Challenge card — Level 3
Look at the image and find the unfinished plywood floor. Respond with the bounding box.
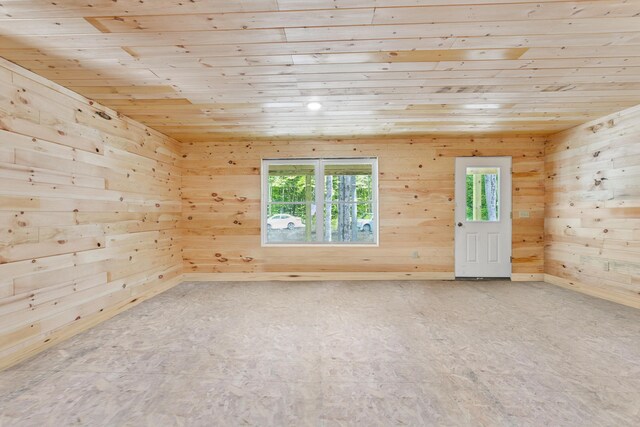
[1,281,639,426]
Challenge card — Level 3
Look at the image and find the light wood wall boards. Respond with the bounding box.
[0,58,183,370]
[545,104,640,309]
[0,1,639,138]
[181,137,545,280]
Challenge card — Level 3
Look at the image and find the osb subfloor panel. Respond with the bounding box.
[1,281,640,426]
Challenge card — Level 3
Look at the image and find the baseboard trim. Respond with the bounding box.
[544,274,640,310]
[511,273,544,282]
[0,275,183,372]
[183,272,456,282]
[184,272,544,282]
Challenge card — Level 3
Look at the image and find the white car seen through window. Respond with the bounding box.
[267,214,304,230]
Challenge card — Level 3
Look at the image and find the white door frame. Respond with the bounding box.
[454,156,512,278]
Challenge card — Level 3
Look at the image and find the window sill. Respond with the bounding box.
[261,243,379,248]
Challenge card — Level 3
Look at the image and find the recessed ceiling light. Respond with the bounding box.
[307,102,322,111]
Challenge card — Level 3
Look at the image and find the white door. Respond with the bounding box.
[455,157,512,278]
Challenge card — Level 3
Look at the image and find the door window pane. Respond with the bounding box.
[466,167,500,222]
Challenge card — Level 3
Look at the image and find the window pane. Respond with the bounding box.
[324,164,373,202]
[268,164,315,203]
[465,167,500,222]
[267,203,316,243]
[323,203,374,244]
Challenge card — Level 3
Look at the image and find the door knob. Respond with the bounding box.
[457,222,463,227]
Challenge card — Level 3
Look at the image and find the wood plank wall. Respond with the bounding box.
[545,104,640,309]
[181,137,545,281]
[0,58,183,369]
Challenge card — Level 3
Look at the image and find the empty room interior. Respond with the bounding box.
[0,0,639,425]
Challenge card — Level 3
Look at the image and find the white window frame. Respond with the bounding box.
[261,157,379,247]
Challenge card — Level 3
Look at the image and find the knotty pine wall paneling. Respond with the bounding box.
[181,137,545,281]
[545,104,640,309]
[0,58,183,369]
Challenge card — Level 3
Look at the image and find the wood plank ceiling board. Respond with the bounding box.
[0,0,638,139]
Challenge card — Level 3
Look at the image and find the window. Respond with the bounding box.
[465,166,500,222]
[262,158,378,245]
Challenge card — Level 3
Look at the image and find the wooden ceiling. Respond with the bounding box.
[1,0,639,141]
